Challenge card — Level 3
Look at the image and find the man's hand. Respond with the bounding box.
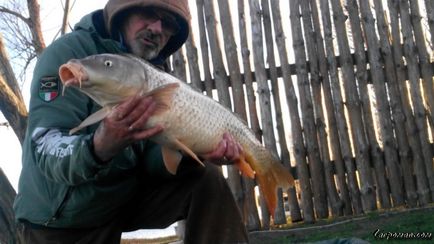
[93,95,164,162]
[201,133,243,165]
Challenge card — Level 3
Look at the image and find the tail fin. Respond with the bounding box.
[234,154,255,179]
[245,149,294,216]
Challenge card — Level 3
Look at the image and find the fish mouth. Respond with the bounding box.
[59,61,89,94]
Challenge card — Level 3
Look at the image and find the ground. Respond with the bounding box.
[249,205,434,243]
[121,205,434,243]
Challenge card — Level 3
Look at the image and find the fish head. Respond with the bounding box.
[59,54,149,106]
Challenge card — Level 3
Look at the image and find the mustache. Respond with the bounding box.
[136,30,161,45]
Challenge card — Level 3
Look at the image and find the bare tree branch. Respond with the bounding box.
[0,1,36,82]
[0,5,30,24]
[26,0,45,55]
[0,122,10,127]
[61,0,71,35]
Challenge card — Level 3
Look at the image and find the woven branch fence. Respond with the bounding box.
[168,0,434,230]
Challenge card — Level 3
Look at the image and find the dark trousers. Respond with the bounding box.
[22,161,248,244]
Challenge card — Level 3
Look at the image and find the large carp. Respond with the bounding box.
[59,53,294,215]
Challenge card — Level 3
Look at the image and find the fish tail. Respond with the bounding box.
[234,154,255,178]
[245,148,294,216]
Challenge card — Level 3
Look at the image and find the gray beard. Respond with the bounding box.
[128,31,162,60]
[128,42,159,60]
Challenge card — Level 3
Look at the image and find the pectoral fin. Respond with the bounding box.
[162,146,183,175]
[172,138,205,167]
[142,83,180,115]
[69,107,111,135]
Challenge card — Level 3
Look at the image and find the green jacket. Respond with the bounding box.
[13,10,169,228]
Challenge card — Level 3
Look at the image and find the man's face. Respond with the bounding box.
[121,8,180,60]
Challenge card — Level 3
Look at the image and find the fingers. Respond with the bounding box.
[223,133,240,161]
[207,138,227,159]
[108,95,160,131]
[224,133,243,162]
[201,132,242,165]
[132,124,164,140]
[111,96,155,124]
[129,98,157,130]
[111,95,162,135]
[92,95,164,162]
[110,95,142,121]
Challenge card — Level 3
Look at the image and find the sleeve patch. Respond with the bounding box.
[39,76,60,102]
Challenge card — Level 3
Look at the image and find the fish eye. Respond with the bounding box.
[104,60,113,67]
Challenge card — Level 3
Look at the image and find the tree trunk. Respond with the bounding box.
[184,35,204,92]
[345,0,391,209]
[237,0,262,230]
[292,0,328,219]
[408,0,434,200]
[260,0,291,224]
[203,0,231,106]
[270,0,313,224]
[171,49,187,81]
[0,168,23,244]
[237,0,261,140]
[249,0,283,227]
[397,0,432,204]
[217,0,261,229]
[372,0,417,207]
[387,0,420,207]
[0,35,28,144]
[330,0,377,212]
[319,0,361,215]
[307,0,345,217]
[195,0,214,97]
[425,0,434,52]
[358,0,405,207]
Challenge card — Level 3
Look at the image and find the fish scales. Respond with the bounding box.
[141,60,255,154]
[59,53,294,217]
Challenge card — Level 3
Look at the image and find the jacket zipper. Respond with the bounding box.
[44,187,74,226]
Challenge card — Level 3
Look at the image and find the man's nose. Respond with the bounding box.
[147,19,163,34]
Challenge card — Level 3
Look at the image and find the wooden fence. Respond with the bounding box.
[167,0,434,229]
